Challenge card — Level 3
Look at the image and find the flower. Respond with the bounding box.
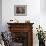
[36,25,45,41]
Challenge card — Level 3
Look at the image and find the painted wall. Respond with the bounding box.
[0,0,2,32]
[40,0,46,31]
[2,0,46,46]
[40,0,46,13]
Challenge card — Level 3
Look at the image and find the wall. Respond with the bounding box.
[0,0,2,32]
[40,0,46,13]
[2,0,46,46]
[40,0,46,31]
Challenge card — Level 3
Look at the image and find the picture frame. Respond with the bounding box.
[14,5,27,16]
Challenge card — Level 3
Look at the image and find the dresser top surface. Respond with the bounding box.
[7,23,34,25]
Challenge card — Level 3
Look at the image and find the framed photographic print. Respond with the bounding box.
[14,5,27,16]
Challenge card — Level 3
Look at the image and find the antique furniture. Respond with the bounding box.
[7,23,34,46]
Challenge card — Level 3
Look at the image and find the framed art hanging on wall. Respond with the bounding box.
[14,5,27,16]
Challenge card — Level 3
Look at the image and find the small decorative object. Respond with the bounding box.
[25,20,30,23]
[14,5,27,16]
[9,19,14,23]
[36,25,45,46]
[9,19,19,23]
[10,20,13,21]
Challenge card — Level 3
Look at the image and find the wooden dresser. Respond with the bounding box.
[7,23,34,46]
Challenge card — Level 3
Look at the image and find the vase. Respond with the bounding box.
[39,40,45,46]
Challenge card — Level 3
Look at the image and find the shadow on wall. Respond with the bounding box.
[0,0,2,32]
